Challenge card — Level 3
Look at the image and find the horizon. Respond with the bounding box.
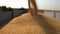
[0,0,60,10]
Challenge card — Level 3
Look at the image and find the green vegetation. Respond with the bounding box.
[0,6,14,12]
[0,6,28,12]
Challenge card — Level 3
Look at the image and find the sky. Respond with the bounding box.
[0,0,60,10]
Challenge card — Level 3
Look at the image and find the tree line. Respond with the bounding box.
[0,6,14,12]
